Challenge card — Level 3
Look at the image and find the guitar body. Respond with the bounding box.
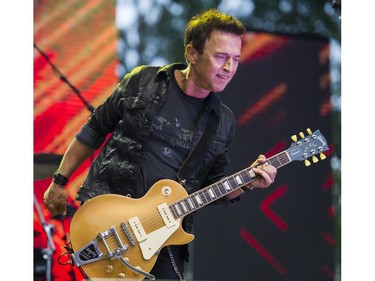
[70,179,194,280]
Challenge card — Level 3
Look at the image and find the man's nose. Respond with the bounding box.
[223,58,233,72]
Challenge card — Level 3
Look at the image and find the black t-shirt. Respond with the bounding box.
[139,71,206,192]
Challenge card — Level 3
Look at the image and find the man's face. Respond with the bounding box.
[189,30,242,93]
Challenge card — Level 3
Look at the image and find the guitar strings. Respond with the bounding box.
[102,212,167,251]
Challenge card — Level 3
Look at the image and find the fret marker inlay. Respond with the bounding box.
[248,169,256,178]
[223,181,231,190]
[235,175,243,184]
[175,205,182,215]
[187,198,194,209]
[208,188,215,198]
[180,202,187,212]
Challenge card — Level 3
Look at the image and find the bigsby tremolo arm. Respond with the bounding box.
[71,226,155,280]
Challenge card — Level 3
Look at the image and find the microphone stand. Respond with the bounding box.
[34,194,56,281]
[33,43,95,114]
[332,0,341,21]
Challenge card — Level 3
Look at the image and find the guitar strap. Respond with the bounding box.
[177,111,220,186]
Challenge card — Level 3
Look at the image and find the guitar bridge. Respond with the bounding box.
[71,226,128,267]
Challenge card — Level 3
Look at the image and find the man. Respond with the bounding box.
[44,9,277,280]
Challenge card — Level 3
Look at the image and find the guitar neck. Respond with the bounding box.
[169,150,291,219]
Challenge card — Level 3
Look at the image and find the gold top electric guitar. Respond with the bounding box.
[69,128,329,280]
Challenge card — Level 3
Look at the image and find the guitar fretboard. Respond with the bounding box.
[169,150,291,219]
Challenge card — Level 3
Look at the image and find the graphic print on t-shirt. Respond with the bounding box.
[151,116,194,160]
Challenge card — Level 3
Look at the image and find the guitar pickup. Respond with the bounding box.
[128,216,147,242]
[157,203,177,228]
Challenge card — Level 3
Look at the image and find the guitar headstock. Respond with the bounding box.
[287,128,329,166]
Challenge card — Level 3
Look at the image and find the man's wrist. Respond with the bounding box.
[52,171,69,186]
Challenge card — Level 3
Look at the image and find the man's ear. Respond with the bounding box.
[185,44,198,64]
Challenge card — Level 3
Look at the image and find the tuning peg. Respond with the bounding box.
[320,152,326,160]
[304,159,311,166]
[312,156,319,163]
[291,135,298,142]
[299,132,305,138]
[307,128,312,134]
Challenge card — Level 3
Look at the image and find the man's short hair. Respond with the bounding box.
[184,9,246,61]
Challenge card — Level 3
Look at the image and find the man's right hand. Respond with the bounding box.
[43,182,69,216]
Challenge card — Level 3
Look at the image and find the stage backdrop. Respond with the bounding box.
[192,32,334,281]
[34,1,118,280]
[34,2,334,280]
